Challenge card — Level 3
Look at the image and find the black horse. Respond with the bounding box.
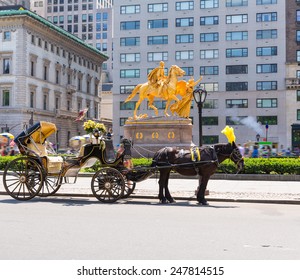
[151,142,244,205]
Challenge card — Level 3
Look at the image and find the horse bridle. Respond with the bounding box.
[230,148,244,173]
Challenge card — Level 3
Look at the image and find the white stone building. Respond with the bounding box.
[0,8,108,149]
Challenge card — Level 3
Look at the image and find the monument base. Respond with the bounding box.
[124,116,194,157]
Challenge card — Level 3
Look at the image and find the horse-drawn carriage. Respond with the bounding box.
[2,122,244,205]
[2,121,137,202]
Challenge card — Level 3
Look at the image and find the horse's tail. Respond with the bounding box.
[125,84,141,102]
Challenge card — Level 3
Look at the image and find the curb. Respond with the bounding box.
[1,191,299,205]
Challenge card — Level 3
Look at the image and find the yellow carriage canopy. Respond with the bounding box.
[15,121,57,147]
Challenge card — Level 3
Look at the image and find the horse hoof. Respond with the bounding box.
[198,200,209,206]
[168,199,176,204]
[159,199,167,204]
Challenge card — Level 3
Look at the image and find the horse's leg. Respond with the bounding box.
[134,99,142,119]
[158,170,167,203]
[148,95,159,116]
[163,169,176,203]
[197,176,210,205]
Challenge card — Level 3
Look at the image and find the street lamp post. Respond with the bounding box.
[193,87,207,147]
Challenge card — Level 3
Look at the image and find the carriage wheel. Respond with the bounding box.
[39,176,63,197]
[2,157,43,201]
[91,167,125,203]
[122,179,136,198]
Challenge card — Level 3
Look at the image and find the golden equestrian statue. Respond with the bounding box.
[125,61,203,119]
[125,63,185,119]
[170,76,203,118]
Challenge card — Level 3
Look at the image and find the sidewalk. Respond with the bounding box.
[1,174,300,204]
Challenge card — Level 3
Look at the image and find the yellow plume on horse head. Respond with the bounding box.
[221,126,236,144]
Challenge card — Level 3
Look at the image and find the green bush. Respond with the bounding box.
[0,156,299,175]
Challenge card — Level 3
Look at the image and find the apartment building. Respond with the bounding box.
[113,0,300,151]
[0,8,107,148]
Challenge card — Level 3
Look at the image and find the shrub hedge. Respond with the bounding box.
[0,156,299,175]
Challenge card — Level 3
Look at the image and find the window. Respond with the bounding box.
[1,89,10,106]
[257,98,277,108]
[200,66,219,75]
[297,51,300,62]
[2,58,10,74]
[30,92,35,108]
[200,0,219,9]
[148,19,168,29]
[226,65,248,74]
[120,21,140,30]
[120,101,137,110]
[120,5,140,14]
[203,117,218,125]
[120,53,141,63]
[297,110,300,121]
[120,69,140,78]
[3,31,11,41]
[120,37,140,46]
[226,82,248,91]
[297,11,300,22]
[176,34,194,43]
[120,118,127,126]
[203,135,219,144]
[256,12,277,22]
[226,116,248,125]
[176,1,194,10]
[203,99,218,109]
[176,50,193,60]
[256,29,277,39]
[120,85,136,94]
[297,31,300,43]
[200,82,219,91]
[226,14,248,24]
[256,46,277,56]
[43,94,48,110]
[256,0,277,4]
[226,99,248,108]
[200,49,219,59]
[200,16,219,25]
[176,17,194,27]
[256,64,277,73]
[257,116,277,125]
[148,35,168,45]
[226,48,248,57]
[148,52,168,62]
[297,90,300,101]
[182,67,194,76]
[226,0,248,6]
[256,81,277,90]
[148,3,168,12]
[226,31,248,41]
[200,32,219,42]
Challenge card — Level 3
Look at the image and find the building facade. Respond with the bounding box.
[0,8,107,148]
[112,0,300,151]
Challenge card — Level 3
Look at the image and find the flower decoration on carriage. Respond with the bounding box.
[83,120,106,134]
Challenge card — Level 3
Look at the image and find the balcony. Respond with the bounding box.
[285,78,300,89]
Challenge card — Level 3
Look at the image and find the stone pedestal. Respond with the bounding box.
[124,116,193,157]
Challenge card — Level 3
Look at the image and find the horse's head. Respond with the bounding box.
[215,142,244,173]
[230,142,244,173]
[169,65,185,77]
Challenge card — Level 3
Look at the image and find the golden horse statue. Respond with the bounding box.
[125,65,185,119]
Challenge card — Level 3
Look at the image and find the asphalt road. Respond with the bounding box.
[0,195,299,260]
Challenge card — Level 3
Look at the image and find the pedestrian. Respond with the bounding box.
[238,143,245,157]
[251,145,259,158]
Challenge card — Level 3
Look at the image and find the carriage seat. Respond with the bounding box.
[27,143,63,173]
